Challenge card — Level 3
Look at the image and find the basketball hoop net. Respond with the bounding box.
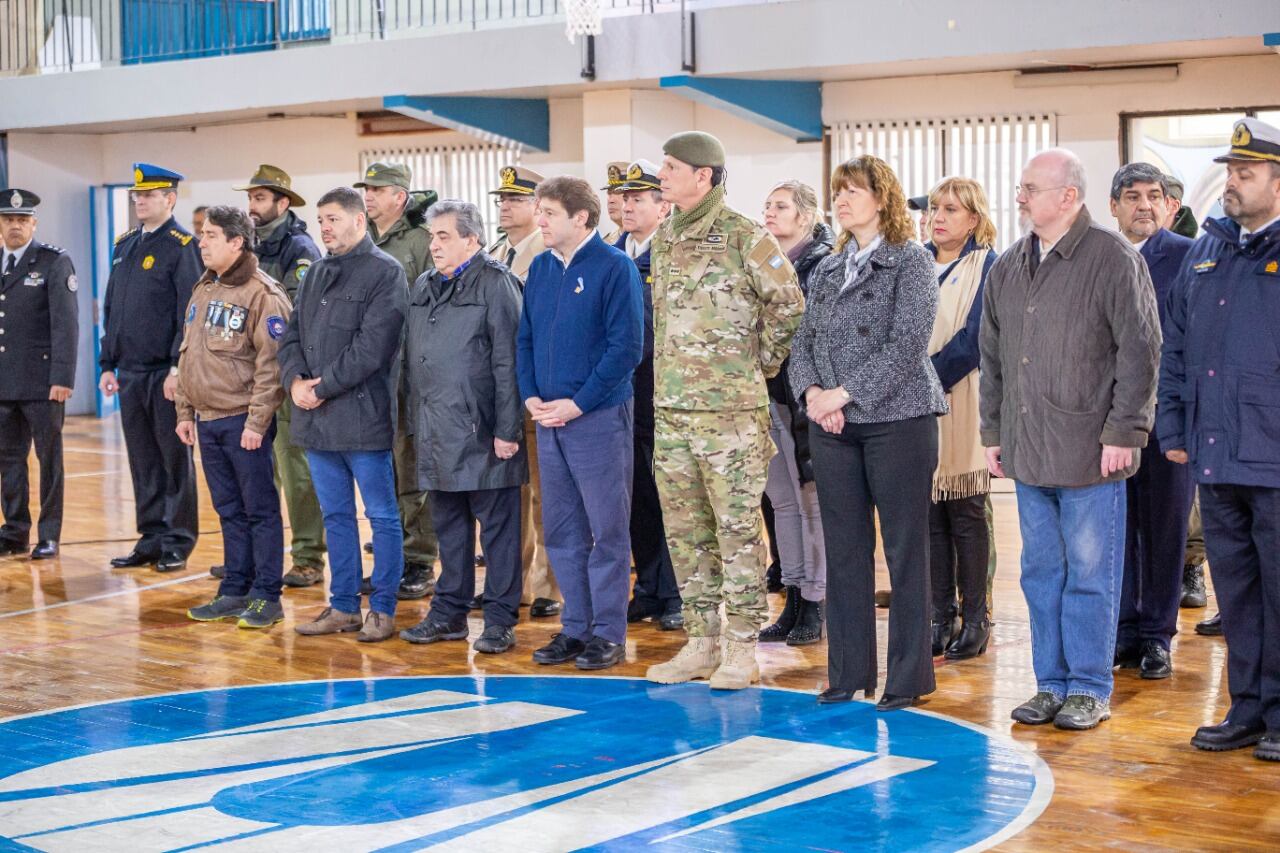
[565,0,603,43]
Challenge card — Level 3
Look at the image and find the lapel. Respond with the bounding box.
[1,244,36,294]
[835,240,900,299]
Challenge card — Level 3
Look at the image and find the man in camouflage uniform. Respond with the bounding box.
[645,132,805,689]
[355,162,439,600]
[235,164,326,587]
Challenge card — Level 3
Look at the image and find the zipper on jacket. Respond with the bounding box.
[548,256,569,392]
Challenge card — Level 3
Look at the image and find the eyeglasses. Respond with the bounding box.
[1015,185,1067,198]
[493,196,532,207]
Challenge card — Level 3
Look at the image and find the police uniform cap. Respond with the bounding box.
[234,164,306,207]
[130,163,184,192]
[1213,117,1280,165]
[0,189,40,215]
[906,195,929,212]
[618,159,662,193]
[354,162,412,190]
[489,165,544,196]
[600,161,630,192]
[662,132,726,169]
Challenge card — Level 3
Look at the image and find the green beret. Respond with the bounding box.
[662,131,726,169]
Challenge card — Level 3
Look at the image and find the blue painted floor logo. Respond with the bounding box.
[0,676,1051,851]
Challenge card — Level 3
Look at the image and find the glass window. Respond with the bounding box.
[1127,112,1244,226]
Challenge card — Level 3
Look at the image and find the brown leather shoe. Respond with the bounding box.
[357,611,396,642]
[294,606,362,636]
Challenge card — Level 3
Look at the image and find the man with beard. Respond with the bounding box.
[233,164,327,588]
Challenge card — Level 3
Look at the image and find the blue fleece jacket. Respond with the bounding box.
[517,231,644,414]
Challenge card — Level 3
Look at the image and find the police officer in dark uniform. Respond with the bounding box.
[1159,118,1280,761]
[0,189,78,560]
[99,163,203,572]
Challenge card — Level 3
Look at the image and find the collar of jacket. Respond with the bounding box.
[1203,213,1280,250]
[139,215,178,242]
[1139,227,1173,261]
[1019,204,1094,264]
[844,236,907,270]
[199,250,259,288]
[927,233,985,262]
[671,185,726,240]
[371,211,411,245]
[551,231,608,271]
[256,210,305,250]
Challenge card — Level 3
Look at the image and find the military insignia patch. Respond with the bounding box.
[1232,124,1252,147]
[366,167,377,178]
[1192,259,1217,274]
[608,164,624,183]
[1265,260,1278,274]
[67,274,78,293]
[295,262,310,281]
[266,315,286,340]
[186,303,197,324]
[142,255,156,270]
[23,273,42,287]
[204,300,248,336]
[9,191,21,209]
[768,255,784,269]
[501,166,517,188]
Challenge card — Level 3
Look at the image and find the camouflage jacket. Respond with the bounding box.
[651,189,805,411]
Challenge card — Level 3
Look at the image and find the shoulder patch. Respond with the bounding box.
[67,274,78,293]
[295,261,310,281]
[265,315,286,340]
[114,228,137,246]
[168,229,193,246]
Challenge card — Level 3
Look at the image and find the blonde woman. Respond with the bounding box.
[924,177,999,660]
[759,181,834,644]
[789,156,946,709]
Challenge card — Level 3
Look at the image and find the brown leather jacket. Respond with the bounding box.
[175,251,292,434]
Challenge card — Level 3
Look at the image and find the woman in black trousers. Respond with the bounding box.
[788,155,946,710]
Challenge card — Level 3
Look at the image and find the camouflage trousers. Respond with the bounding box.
[654,407,774,641]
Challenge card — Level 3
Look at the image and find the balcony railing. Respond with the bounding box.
[0,0,683,75]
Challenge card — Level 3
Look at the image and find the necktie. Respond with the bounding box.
[505,247,517,268]
[4,254,14,275]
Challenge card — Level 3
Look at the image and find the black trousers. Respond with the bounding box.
[811,414,937,697]
[0,400,64,543]
[117,368,198,555]
[1119,441,1194,649]
[198,413,283,602]
[429,486,522,628]
[1200,483,1280,731]
[929,492,989,624]
[629,430,680,609]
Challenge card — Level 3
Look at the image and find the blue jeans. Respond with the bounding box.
[1015,479,1126,703]
[198,413,283,602]
[306,449,403,616]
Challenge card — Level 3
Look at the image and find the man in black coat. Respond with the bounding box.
[278,187,408,643]
[399,200,527,654]
[0,189,78,560]
[99,164,203,573]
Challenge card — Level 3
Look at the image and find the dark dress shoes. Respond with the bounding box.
[0,538,27,557]
[944,620,990,660]
[1011,692,1064,725]
[1191,719,1266,751]
[532,633,586,665]
[154,551,188,573]
[30,541,58,560]
[930,615,958,657]
[1195,613,1223,636]
[658,609,685,631]
[1139,640,1172,679]
[210,564,226,579]
[470,594,484,611]
[1114,642,1142,669]
[575,636,625,670]
[627,598,662,623]
[818,688,854,704]
[111,547,158,568]
[529,598,562,618]
[1255,734,1280,761]
[396,564,434,600]
[876,693,919,712]
[359,575,373,595]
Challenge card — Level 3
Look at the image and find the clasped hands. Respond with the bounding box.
[805,385,849,434]
[525,397,582,429]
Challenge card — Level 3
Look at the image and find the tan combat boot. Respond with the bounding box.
[294,606,363,636]
[645,637,721,684]
[709,638,761,690]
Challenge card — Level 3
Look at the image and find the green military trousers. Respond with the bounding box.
[272,397,326,569]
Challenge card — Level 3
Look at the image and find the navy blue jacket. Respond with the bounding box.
[517,232,643,415]
[100,216,203,372]
[1157,216,1280,487]
[1140,227,1194,329]
[613,231,656,436]
[928,236,996,393]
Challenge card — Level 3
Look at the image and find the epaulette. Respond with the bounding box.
[168,228,194,246]
[39,243,65,254]
[114,228,138,245]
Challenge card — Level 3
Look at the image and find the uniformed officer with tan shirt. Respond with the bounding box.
[485,166,561,617]
[176,205,292,630]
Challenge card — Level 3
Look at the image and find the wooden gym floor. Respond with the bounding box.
[0,415,1277,851]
